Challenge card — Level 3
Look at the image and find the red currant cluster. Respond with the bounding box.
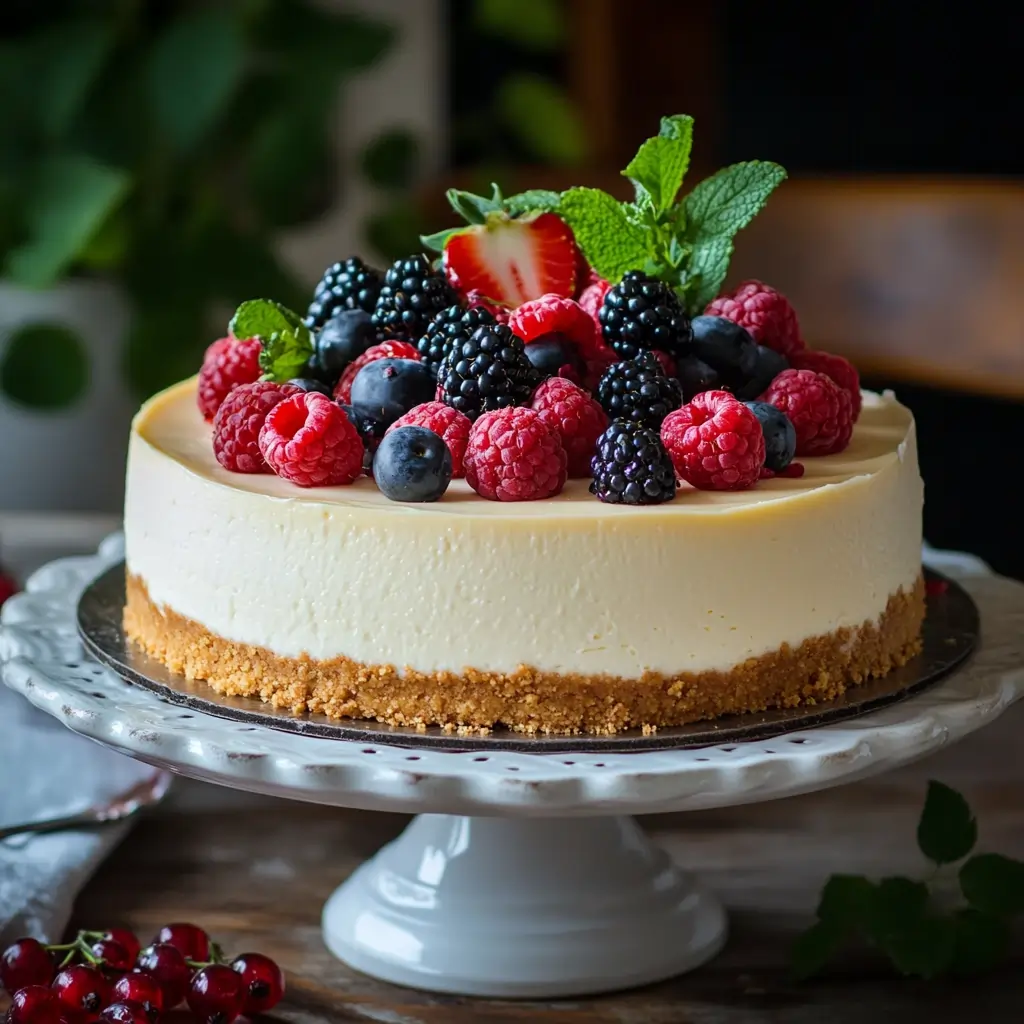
[1,923,283,1024]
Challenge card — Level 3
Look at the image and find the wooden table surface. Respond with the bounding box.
[61,703,1024,1024]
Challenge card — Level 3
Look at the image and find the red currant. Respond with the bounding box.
[1,938,55,994]
[99,930,140,965]
[134,944,190,1009]
[230,952,285,1014]
[98,1002,149,1024]
[89,939,133,974]
[6,984,62,1024]
[153,923,210,963]
[187,965,244,1024]
[111,972,163,1022]
[52,964,111,1019]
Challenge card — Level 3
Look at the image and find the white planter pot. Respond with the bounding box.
[0,279,134,512]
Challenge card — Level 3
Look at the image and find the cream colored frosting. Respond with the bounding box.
[123,378,923,676]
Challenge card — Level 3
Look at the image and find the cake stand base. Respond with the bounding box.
[321,813,726,998]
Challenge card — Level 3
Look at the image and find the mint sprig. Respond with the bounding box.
[229,299,314,383]
[793,781,1024,981]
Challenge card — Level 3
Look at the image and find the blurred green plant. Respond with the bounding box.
[0,0,397,407]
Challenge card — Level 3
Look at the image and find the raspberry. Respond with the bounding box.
[197,337,262,420]
[789,349,862,420]
[333,340,420,404]
[464,289,511,323]
[651,349,678,378]
[259,392,364,486]
[759,369,853,456]
[577,271,610,325]
[386,401,472,477]
[661,390,765,491]
[508,294,603,360]
[212,381,301,473]
[464,406,567,501]
[705,280,805,359]
[530,377,609,478]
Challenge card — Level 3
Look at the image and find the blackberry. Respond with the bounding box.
[596,351,683,430]
[417,304,495,378]
[590,422,676,505]
[372,255,457,342]
[438,322,538,420]
[306,257,382,329]
[598,271,692,359]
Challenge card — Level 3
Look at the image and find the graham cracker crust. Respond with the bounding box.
[124,573,925,735]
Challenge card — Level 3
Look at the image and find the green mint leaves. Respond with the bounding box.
[793,781,1024,981]
[623,114,694,216]
[557,188,651,284]
[229,299,313,383]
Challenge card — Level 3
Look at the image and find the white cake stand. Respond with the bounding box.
[2,537,1023,999]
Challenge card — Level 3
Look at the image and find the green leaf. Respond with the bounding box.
[682,160,788,245]
[867,877,931,939]
[0,322,89,411]
[959,853,1024,917]
[917,781,977,865]
[230,300,312,383]
[474,0,565,50]
[147,7,246,153]
[504,189,562,215]
[790,920,847,981]
[816,874,877,929]
[496,73,587,167]
[557,187,650,283]
[950,908,1012,976]
[361,129,420,190]
[420,227,464,253]
[622,115,693,215]
[876,915,956,980]
[6,154,130,288]
[446,188,502,225]
[681,233,734,314]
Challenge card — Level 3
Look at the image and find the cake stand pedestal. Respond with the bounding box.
[2,538,1023,997]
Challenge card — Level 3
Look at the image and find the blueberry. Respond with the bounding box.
[690,316,758,379]
[373,426,452,502]
[349,357,435,426]
[340,403,389,474]
[734,346,789,401]
[316,309,376,379]
[744,401,796,472]
[287,377,332,395]
[674,355,721,402]
[523,334,586,381]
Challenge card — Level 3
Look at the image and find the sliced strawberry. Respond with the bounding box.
[443,212,578,307]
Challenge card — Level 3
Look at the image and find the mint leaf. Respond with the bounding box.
[557,187,650,283]
[959,853,1024,917]
[876,915,956,980]
[917,781,977,865]
[681,234,733,313]
[504,189,562,215]
[950,909,1011,976]
[230,299,304,342]
[622,114,693,214]
[867,877,931,939]
[817,874,877,928]
[683,160,787,242]
[791,920,847,981]
[229,299,313,383]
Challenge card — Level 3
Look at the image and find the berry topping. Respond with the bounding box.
[661,391,766,490]
[437,322,539,420]
[305,257,383,328]
[705,279,804,358]
[598,270,692,360]
[735,344,789,401]
[99,1002,149,1023]
[333,340,421,404]
[689,315,758,384]
[596,350,683,431]
[196,337,262,421]
[577,273,610,330]
[371,255,457,341]
[187,964,245,1024]
[5,985,61,1024]
[464,406,567,501]
[259,392,364,486]
[2,938,55,994]
[89,938,133,974]
[339,403,389,473]
[386,401,471,477]
[744,400,797,472]
[463,289,512,322]
[790,348,862,419]
[530,376,609,478]
[135,944,190,1008]
[590,422,676,505]
[154,922,211,963]
[373,426,453,502]
[112,972,164,1021]
[675,355,721,401]
[416,304,496,378]
[508,294,602,360]
[759,368,854,456]
[231,953,285,1016]
[99,931,140,966]
[349,357,436,427]
[523,336,586,384]
[287,377,333,395]
[314,308,378,380]
[212,381,301,473]
[443,211,578,306]
[52,964,111,1019]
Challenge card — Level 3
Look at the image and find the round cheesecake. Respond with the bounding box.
[123,378,924,734]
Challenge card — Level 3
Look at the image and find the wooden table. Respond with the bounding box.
[64,703,1024,1023]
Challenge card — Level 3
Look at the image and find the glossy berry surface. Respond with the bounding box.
[90,938,133,973]
[705,279,804,358]
[590,421,676,505]
[99,1002,150,1024]
[531,376,609,478]
[315,308,378,378]
[598,270,691,359]
[231,952,286,1015]
[286,377,333,395]
[212,381,301,473]
[689,315,759,381]
[372,254,457,341]
[386,401,471,477]
[596,351,683,431]
[349,358,436,426]
[675,355,721,402]
[112,971,164,1021]
[53,964,111,1019]
[744,401,797,472]
[373,426,453,502]
[100,931,140,966]
[5,984,62,1024]
[306,257,383,328]
[1,938,54,994]
[154,922,210,963]
[416,304,496,378]
[333,339,421,405]
[735,344,788,401]
[523,336,585,384]
[187,964,245,1024]
[135,943,191,1008]
[760,368,854,456]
